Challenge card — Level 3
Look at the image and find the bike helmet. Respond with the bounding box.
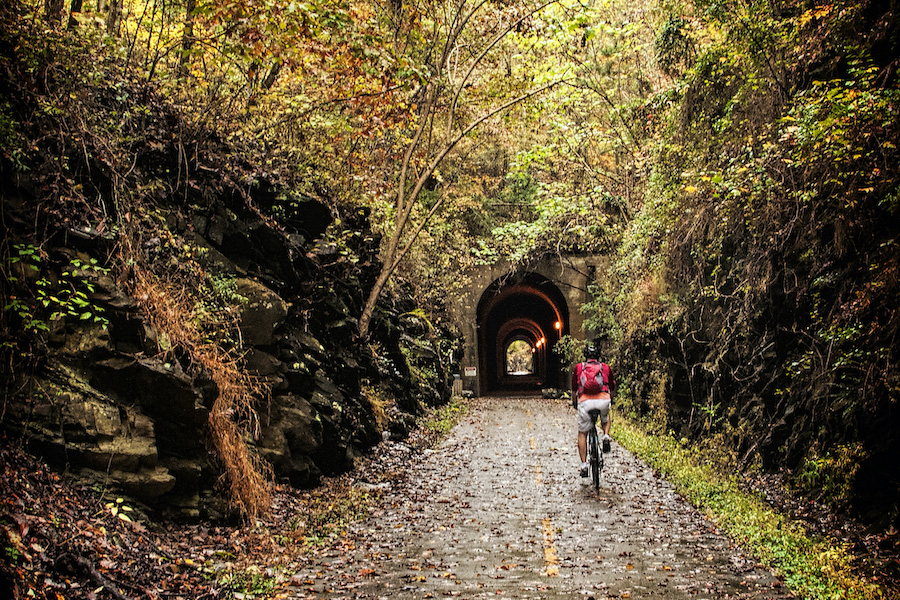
[584,341,600,360]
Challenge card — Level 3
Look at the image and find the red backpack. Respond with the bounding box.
[579,360,605,395]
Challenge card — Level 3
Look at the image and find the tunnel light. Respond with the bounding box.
[554,321,561,330]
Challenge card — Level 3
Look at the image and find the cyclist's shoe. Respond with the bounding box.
[579,463,589,478]
[602,435,611,454]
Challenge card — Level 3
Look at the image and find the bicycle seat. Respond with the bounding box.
[587,409,602,420]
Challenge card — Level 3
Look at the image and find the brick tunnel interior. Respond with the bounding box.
[476,272,570,394]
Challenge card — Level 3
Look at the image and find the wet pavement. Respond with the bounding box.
[285,396,793,599]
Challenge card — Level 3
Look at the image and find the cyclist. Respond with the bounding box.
[572,340,616,478]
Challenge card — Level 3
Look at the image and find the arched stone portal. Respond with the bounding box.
[449,255,607,396]
[477,273,569,393]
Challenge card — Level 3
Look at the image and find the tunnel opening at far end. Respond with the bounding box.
[476,272,570,395]
[506,339,534,375]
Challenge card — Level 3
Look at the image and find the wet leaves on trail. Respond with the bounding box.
[277,396,798,599]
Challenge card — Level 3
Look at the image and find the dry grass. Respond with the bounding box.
[361,383,392,433]
[118,226,272,518]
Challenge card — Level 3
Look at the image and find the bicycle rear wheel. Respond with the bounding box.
[589,429,600,491]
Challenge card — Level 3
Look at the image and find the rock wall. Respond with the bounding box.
[2,168,452,522]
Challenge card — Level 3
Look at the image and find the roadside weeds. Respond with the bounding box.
[614,418,887,600]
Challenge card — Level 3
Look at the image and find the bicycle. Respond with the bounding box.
[586,409,604,491]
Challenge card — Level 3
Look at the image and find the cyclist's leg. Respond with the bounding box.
[593,398,612,451]
[595,399,611,430]
[576,403,594,463]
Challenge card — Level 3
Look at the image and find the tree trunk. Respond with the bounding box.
[67,0,83,31]
[45,0,64,25]
[180,0,197,68]
[105,0,122,35]
[261,59,282,90]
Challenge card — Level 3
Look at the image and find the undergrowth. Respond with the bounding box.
[284,481,376,549]
[420,396,468,442]
[614,418,884,600]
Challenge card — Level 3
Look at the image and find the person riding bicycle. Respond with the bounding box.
[572,340,616,478]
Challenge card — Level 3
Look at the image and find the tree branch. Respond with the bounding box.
[447,0,558,136]
[390,80,564,278]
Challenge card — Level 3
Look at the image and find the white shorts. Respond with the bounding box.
[577,398,610,433]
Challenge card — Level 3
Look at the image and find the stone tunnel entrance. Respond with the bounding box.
[451,255,604,396]
[477,272,570,394]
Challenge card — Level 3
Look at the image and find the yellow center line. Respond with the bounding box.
[533,464,543,485]
[541,517,559,577]
[529,437,537,450]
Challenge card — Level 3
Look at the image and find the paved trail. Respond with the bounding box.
[287,396,792,599]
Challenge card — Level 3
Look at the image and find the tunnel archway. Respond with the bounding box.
[476,272,570,394]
